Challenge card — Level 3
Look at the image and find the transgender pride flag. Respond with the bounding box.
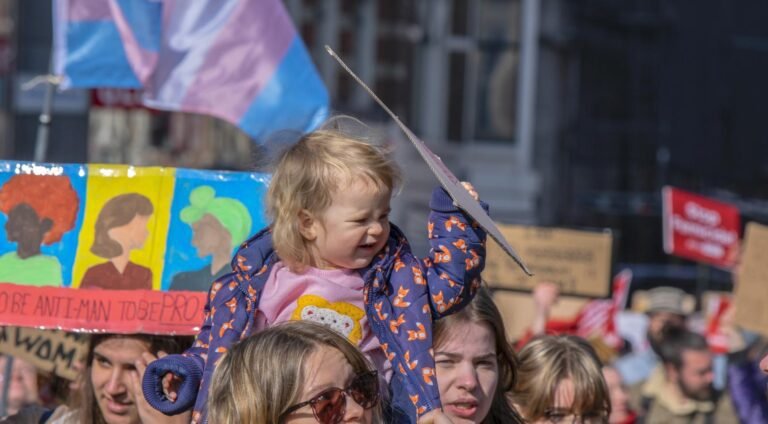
[53,0,329,141]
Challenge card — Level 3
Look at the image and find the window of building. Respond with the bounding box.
[447,0,521,143]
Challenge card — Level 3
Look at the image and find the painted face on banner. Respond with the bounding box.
[108,214,151,253]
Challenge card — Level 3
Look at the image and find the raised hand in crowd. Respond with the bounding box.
[532,282,560,336]
[132,351,190,424]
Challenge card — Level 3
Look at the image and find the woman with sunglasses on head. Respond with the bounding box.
[429,288,524,424]
[512,335,611,424]
[207,320,381,423]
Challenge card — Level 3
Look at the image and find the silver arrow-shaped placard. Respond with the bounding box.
[325,46,533,276]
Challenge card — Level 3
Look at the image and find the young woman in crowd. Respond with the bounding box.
[2,333,191,424]
[512,335,611,424]
[602,366,635,424]
[207,320,381,423]
[432,287,524,424]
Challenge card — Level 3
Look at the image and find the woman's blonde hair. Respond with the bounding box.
[433,288,525,424]
[267,121,401,271]
[512,335,611,422]
[208,321,383,423]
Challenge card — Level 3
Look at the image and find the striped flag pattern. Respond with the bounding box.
[576,269,633,347]
[53,0,329,141]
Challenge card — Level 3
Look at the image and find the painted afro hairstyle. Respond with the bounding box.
[0,174,80,245]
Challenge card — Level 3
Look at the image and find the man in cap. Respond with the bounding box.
[615,286,690,386]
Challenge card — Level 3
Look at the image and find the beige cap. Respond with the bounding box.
[644,286,692,316]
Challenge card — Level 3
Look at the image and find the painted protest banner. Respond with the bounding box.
[0,161,269,334]
[662,186,740,268]
[733,222,768,336]
[484,224,613,297]
[0,327,88,380]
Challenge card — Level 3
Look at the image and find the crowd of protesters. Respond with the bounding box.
[5,279,764,424]
[0,119,766,424]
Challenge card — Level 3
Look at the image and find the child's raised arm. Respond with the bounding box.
[142,279,218,415]
[424,184,488,318]
[142,271,252,420]
[366,185,488,422]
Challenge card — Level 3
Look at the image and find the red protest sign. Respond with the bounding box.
[0,283,205,335]
[662,186,740,267]
[90,88,145,109]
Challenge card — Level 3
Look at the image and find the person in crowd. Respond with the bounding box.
[614,286,689,386]
[432,287,524,424]
[80,193,154,290]
[0,355,40,417]
[727,336,768,423]
[603,366,636,424]
[143,118,489,423]
[632,326,736,423]
[519,282,628,364]
[207,320,381,423]
[3,333,191,424]
[511,335,611,424]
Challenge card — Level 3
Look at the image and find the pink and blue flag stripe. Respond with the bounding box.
[53,0,148,88]
[53,0,329,141]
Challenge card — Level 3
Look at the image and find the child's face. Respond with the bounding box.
[308,179,391,270]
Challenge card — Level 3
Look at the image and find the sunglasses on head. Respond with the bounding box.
[279,370,379,424]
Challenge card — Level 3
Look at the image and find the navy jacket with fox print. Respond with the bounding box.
[142,187,488,423]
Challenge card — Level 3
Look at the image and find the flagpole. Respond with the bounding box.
[0,355,12,417]
[33,71,57,163]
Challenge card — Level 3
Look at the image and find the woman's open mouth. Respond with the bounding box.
[445,400,479,418]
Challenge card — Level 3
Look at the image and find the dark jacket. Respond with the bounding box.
[143,187,488,423]
[727,352,768,423]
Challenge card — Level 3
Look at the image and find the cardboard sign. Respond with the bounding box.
[325,46,532,276]
[484,225,613,297]
[492,290,589,341]
[662,186,740,267]
[733,222,768,336]
[0,327,89,380]
[0,161,268,333]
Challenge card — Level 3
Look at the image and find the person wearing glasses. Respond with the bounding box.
[207,321,382,423]
[511,335,611,424]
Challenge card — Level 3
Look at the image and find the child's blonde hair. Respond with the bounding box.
[207,321,383,423]
[267,123,401,271]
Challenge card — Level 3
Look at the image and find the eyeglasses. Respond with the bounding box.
[543,410,608,424]
[279,370,379,424]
